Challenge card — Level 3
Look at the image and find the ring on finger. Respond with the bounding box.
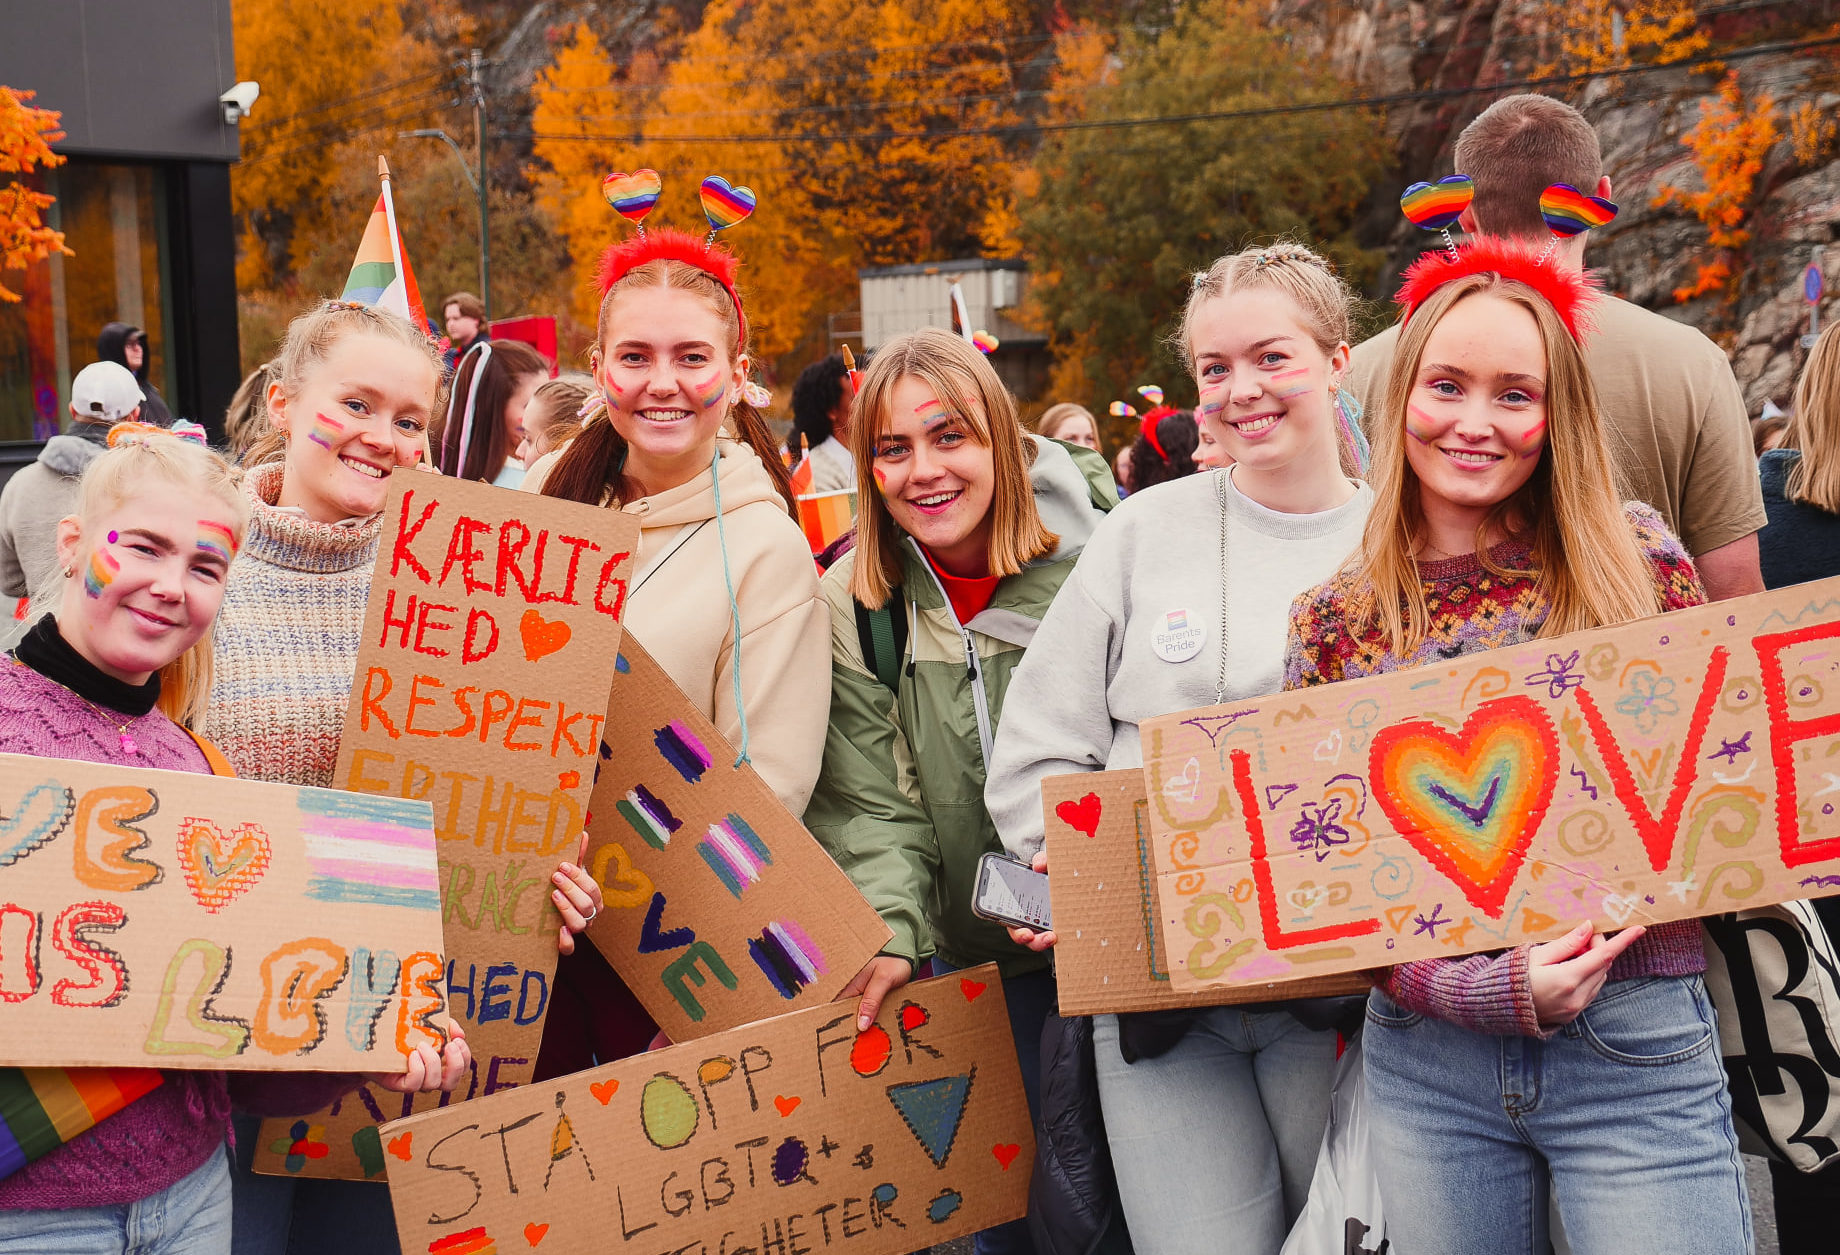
[581,905,598,925]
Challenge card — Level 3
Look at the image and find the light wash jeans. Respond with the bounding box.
[1364,975,1752,1255]
[1092,1007,1337,1255]
[0,1143,230,1255]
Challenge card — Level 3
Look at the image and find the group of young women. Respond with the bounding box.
[3,203,1783,1255]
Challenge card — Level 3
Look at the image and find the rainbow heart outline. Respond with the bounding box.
[699,176,757,233]
[603,170,662,223]
[1400,175,1475,232]
[1368,695,1558,918]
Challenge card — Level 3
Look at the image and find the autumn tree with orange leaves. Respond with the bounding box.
[0,87,70,303]
[1653,71,1780,305]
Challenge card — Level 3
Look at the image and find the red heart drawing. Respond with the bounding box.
[525,1222,550,1247]
[1054,792,1103,839]
[589,1079,619,1105]
[900,1004,929,1031]
[520,609,573,662]
[992,1143,1021,1169]
[1369,696,1559,918]
[774,1095,801,1117]
[558,770,581,791]
[387,1131,413,1161]
[960,977,987,1002]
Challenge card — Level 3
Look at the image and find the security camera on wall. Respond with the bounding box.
[220,81,260,125]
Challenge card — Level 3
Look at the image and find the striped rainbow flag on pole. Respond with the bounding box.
[340,156,429,331]
[0,1067,163,1180]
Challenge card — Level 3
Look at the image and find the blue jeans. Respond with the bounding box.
[1364,975,1752,1255]
[1092,1007,1336,1255]
[228,1116,399,1255]
[0,1143,230,1255]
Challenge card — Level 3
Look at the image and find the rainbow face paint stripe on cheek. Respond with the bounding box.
[872,466,889,494]
[695,376,727,410]
[1406,404,1441,444]
[1270,367,1313,400]
[308,413,345,449]
[196,520,237,564]
[1517,417,1548,458]
[84,549,119,599]
[914,399,953,432]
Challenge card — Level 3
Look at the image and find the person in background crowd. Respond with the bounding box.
[1193,411,1229,469]
[217,301,600,1255]
[98,322,173,426]
[0,424,469,1255]
[1752,411,1789,457]
[1291,239,1747,1255]
[789,352,857,491]
[1037,401,1101,450]
[517,375,594,468]
[805,327,1115,1255]
[1113,445,1134,496]
[440,290,489,372]
[436,337,548,488]
[990,243,1372,1255]
[224,363,277,464]
[0,362,143,614]
[1349,93,1767,602]
[1126,410,1199,491]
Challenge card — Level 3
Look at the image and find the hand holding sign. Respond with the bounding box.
[551,832,604,956]
[370,1024,471,1093]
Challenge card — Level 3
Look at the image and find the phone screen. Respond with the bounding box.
[976,855,1052,930]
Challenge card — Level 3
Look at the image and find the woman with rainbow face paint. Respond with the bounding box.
[1283,238,1747,1254]
[986,243,1373,1255]
[0,425,472,1254]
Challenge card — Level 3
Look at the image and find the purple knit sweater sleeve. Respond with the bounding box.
[1382,948,1542,1036]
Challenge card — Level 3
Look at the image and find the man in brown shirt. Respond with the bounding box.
[1348,94,1766,601]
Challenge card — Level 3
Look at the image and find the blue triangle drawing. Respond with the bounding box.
[886,1068,976,1168]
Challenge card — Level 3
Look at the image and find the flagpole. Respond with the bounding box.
[378,156,412,326]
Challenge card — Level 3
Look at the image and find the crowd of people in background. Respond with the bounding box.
[7,88,1840,1255]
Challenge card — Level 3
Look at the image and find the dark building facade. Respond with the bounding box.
[0,0,242,461]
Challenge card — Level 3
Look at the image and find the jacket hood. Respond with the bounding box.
[1025,433,1109,564]
[627,437,790,530]
[97,323,146,383]
[37,433,107,477]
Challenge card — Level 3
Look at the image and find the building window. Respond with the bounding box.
[0,161,173,443]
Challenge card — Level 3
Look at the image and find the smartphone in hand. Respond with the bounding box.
[972,852,1052,931]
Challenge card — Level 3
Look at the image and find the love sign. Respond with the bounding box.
[0,753,443,1071]
[1141,577,1840,989]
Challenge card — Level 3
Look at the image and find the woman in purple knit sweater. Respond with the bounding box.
[1285,241,1750,1254]
[0,427,469,1254]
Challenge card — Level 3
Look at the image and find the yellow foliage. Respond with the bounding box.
[0,86,70,303]
[1791,101,1837,168]
[1653,71,1779,303]
[1536,0,1708,77]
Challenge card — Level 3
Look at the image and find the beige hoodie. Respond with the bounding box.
[525,437,829,813]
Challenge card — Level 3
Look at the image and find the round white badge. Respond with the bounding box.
[1151,608,1206,663]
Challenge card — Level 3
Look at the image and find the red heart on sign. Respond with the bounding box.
[960,977,987,1002]
[387,1131,412,1161]
[1054,792,1103,839]
[590,1079,619,1105]
[993,1143,1022,1169]
[520,609,573,662]
[525,1222,550,1246]
[774,1095,801,1117]
[900,1004,929,1031]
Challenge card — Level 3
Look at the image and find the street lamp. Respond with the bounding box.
[399,127,489,321]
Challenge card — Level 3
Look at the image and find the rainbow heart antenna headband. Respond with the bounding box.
[596,170,759,341]
[1395,234,1602,344]
[1112,400,1175,459]
[1400,174,1475,258]
[1536,182,1618,263]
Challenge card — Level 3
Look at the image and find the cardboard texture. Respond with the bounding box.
[0,752,443,1070]
[255,472,639,1180]
[581,638,891,1040]
[1141,578,1840,990]
[382,965,1032,1255]
[1041,770,1365,1015]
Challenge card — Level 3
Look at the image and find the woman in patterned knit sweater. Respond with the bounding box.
[1284,241,1750,1253]
[0,427,467,1254]
[211,303,602,1255]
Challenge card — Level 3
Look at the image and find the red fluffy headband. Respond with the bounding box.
[1396,235,1600,342]
[596,228,747,342]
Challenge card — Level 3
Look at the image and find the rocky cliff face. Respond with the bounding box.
[1273,0,1840,410]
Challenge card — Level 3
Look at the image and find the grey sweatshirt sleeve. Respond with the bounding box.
[986,573,1122,861]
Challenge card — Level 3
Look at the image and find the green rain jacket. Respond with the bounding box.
[803,435,1116,977]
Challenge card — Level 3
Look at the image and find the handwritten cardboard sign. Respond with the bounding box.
[0,752,443,1071]
[1142,578,1840,990]
[381,965,1031,1255]
[582,638,891,1039]
[255,472,639,1179]
[1042,771,1364,1015]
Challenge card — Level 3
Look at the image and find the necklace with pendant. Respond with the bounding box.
[48,677,147,756]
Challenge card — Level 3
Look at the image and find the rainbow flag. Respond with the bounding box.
[798,489,855,554]
[0,1067,163,1180]
[340,161,428,330]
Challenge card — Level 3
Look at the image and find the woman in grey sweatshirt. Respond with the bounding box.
[985,242,1373,1255]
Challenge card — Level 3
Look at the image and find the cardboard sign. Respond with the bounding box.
[1141,578,1840,990]
[382,965,1031,1255]
[582,638,891,1039]
[0,752,443,1071]
[1042,770,1365,1014]
[255,472,639,1179]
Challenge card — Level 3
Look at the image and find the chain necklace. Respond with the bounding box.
[1214,468,1231,706]
[37,670,149,756]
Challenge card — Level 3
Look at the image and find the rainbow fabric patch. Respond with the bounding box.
[699,176,758,233]
[298,790,440,911]
[84,549,118,598]
[1539,183,1618,237]
[197,520,237,564]
[1400,175,1475,231]
[602,169,662,223]
[697,813,772,897]
[654,720,713,784]
[617,784,681,851]
[749,920,828,998]
[0,1066,163,1180]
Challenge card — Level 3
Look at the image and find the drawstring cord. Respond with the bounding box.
[709,444,751,767]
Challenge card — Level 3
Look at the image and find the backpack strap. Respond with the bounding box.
[182,727,238,777]
[854,586,907,693]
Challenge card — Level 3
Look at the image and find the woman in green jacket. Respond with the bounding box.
[804,328,1113,1255]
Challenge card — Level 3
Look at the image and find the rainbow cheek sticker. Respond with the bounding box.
[84,549,119,599]
[197,520,237,564]
[308,412,345,450]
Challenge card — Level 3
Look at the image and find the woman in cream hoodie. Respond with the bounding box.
[523,229,830,1073]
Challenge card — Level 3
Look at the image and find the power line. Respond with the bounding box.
[243,68,452,137]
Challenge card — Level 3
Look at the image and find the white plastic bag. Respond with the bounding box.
[1279,1036,1388,1255]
